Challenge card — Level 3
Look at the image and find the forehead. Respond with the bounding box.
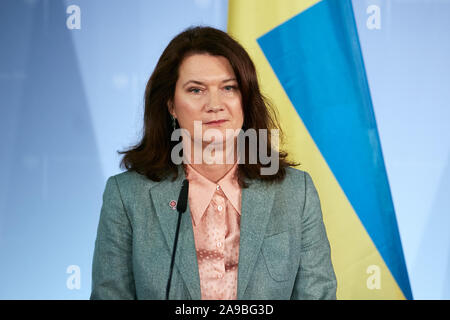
[177,54,235,81]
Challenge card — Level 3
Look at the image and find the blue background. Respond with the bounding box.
[0,0,448,299]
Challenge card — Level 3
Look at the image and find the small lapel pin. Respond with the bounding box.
[169,200,177,210]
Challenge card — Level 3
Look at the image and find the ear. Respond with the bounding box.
[167,99,177,118]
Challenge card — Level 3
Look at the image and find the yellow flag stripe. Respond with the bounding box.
[228,0,406,299]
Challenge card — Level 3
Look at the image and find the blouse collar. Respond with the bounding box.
[184,162,241,226]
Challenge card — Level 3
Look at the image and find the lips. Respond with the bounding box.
[204,119,228,125]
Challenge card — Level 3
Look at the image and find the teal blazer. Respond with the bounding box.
[90,166,337,300]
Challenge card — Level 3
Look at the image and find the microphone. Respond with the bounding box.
[166,179,189,300]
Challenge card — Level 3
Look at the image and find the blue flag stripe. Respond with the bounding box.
[257,0,412,299]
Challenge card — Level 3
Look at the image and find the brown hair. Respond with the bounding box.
[119,25,297,187]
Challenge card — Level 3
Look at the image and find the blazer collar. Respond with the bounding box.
[236,178,275,299]
[148,166,201,299]
[148,165,275,300]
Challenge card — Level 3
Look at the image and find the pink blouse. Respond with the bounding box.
[184,163,241,300]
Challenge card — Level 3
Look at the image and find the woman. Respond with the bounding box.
[90,26,336,300]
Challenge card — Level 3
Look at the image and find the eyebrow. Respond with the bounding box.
[182,78,237,88]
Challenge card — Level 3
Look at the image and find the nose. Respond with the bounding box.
[207,104,224,113]
[205,90,224,113]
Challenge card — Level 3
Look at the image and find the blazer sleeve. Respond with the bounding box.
[290,171,337,300]
[90,176,137,299]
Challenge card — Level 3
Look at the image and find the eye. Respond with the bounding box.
[224,85,238,91]
[188,87,202,94]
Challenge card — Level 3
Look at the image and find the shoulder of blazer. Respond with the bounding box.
[241,166,310,208]
[279,166,309,191]
[107,170,164,201]
[285,166,306,179]
[112,169,156,185]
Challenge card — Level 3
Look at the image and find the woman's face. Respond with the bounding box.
[168,53,244,145]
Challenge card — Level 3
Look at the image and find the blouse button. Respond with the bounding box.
[216,185,220,190]
[217,205,223,212]
[217,273,223,279]
[217,241,222,248]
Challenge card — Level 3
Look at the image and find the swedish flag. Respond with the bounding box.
[228,0,413,299]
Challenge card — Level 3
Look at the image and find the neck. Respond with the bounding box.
[189,162,235,183]
[183,138,238,182]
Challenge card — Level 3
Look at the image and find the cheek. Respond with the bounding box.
[174,104,204,140]
[174,99,200,123]
[231,102,244,127]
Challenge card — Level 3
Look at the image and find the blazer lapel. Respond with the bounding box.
[149,168,201,300]
[237,179,276,299]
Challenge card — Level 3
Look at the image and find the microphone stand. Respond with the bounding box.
[166,179,189,300]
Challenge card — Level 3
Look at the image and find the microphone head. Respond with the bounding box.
[176,179,189,213]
